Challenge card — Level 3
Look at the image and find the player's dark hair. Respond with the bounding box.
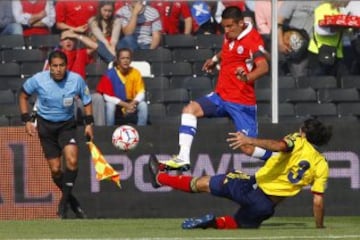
[48,50,67,65]
[221,6,243,22]
[301,118,332,146]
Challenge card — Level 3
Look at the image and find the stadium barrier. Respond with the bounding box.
[0,122,359,219]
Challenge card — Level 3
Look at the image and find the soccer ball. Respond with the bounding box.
[112,125,140,151]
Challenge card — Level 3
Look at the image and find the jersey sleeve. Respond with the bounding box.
[78,76,92,106]
[250,29,267,62]
[22,73,40,95]
[311,158,329,194]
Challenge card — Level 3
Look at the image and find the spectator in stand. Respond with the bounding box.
[58,30,95,79]
[0,1,23,36]
[12,0,55,39]
[150,1,192,35]
[96,48,148,126]
[214,1,249,27]
[343,1,360,74]
[277,1,321,78]
[55,0,98,34]
[190,1,217,35]
[88,1,122,63]
[254,1,283,52]
[308,1,349,78]
[116,0,162,50]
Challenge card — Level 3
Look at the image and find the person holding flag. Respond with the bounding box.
[18,50,94,219]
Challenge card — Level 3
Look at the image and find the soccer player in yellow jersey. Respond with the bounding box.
[148,118,332,229]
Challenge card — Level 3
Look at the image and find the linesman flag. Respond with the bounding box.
[87,141,121,188]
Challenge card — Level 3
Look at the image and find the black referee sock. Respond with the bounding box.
[62,169,78,202]
[52,173,64,191]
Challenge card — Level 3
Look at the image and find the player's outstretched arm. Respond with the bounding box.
[227,132,287,152]
[313,193,325,228]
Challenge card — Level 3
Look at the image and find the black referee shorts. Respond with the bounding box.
[36,115,78,159]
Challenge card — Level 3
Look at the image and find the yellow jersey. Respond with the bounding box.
[116,67,145,100]
[255,133,329,197]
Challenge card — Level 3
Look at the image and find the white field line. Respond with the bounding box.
[13,235,360,240]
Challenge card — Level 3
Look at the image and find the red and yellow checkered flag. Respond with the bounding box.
[87,141,121,188]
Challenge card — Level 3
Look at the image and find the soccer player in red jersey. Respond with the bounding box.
[163,6,269,171]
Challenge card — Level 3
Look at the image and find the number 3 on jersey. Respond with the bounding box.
[288,160,310,183]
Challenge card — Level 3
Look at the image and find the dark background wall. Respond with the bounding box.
[0,122,359,219]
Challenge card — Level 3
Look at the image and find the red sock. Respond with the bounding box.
[157,172,193,192]
[215,216,238,229]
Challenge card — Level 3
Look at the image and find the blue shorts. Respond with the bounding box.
[209,170,275,228]
[195,92,258,137]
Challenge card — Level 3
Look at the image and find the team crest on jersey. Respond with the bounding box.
[85,86,90,96]
[237,46,244,55]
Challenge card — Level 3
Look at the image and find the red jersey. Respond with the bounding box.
[21,0,50,36]
[63,49,92,79]
[55,1,98,28]
[150,1,191,34]
[215,23,266,105]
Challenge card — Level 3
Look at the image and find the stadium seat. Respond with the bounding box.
[86,62,108,77]
[27,34,60,49]
[0,77,25,92]
[189,89,212,100]
[195,34,223,50]
[172,48,213,63]
[132,48,172,63]
[151,62,193,77]
[131,61,153,77]
[257,103,271,118]
[0,89,16,104]
[0,35,25,49]
[256,89,272,103]
[279,103,296,117]
[0,115,10,126]
[170,76,213,90]
[166,103,186,117]
[337,102,360,117]
[2,49,46,63]
[86,76,100,91]
[144,76,169,90]
[21,62,45,78]
[255,75,271,89]
[0,63,21,77]
[279,88,317,103]
[318,88,360,103]
[146,89,164,104]
[162,88,190,104]
[147,88,189,105]
[340,75,360,89]
[148,103,167,124]
[295,103,337,117]
[279,76,296,88]
[163,34,196,49]
[297,75,338,89]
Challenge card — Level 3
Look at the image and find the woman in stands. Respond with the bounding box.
[88,1,122,63]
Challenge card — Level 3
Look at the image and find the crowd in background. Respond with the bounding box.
[1,0,360,126]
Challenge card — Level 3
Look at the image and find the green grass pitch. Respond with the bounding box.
[0,216,359,239]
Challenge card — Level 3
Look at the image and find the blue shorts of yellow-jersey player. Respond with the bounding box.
[209,170,275,228]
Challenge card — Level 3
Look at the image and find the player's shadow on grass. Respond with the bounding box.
[262,222,308,228]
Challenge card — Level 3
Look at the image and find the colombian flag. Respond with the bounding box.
[87,141,121,188]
